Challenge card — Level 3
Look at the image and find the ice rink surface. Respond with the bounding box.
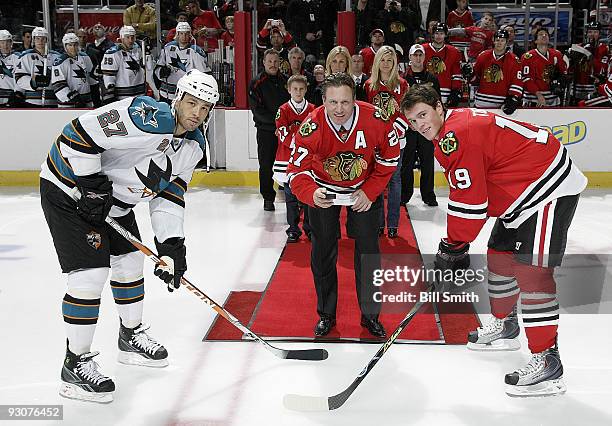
[1,186,611,426]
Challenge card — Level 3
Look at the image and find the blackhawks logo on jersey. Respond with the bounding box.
[484,64,504,83]
[298,118,318,137]
[427,56,447,75]
[373,106,390,122]
[438,131,458,155]
[542,64,556,83]
[372,92,399,119]
[86,231,102,250]
[323,151,368,182]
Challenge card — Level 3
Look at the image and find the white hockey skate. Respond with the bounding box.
[467,306,520,351]
[505,344,566,397]
[118,322,168,367]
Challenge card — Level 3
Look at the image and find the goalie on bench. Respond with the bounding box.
[40,69,219,403]
[401,84,587,397]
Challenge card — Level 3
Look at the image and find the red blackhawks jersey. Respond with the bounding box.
[273,99,315,183]
[472,49,523,107]
[571,42,610,99]
[359,46,378,75]
[287,101,400,206]
[447,10,474,50]
[363,77,411,148]
[464,26,494,60]
[433,108,587,244]
[521,48,568,106]
[423,43,463,103]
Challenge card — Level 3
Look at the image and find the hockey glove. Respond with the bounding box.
[33,74,51,89]
[158,66,171,79]
[75,174,113,226]
[154,237,187,292]
[434,239,470,272]
[461,62,473,80]
[502,95,520,115]
[446,90,461,107]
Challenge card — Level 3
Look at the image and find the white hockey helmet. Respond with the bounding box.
[176,22,191,33]
[119,25,136,38]
[32,27,48,38]
[172,70,220,124]
[0,30,12,41]
[62,32,80,46]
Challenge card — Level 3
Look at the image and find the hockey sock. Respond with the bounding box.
[111,252,145,329]
[64,268,108,355]
[487,249,519,319]
[515,263,559,353]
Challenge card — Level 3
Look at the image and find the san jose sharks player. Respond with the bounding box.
[0,29,20,107]
[40,69,219,403]
[101,25,145,104]
[52,33,99,108]
[14,26,61,107]
[155,21,211,104]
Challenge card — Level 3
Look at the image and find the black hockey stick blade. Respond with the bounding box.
[282,348,329,361]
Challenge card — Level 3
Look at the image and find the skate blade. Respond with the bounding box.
[505,378,567,397]
[467,338,521,352]
[118,351,169,368]
[59,382,113,403]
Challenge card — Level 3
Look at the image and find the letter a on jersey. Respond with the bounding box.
[354,131,367,149]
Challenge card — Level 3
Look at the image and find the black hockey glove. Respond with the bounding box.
[502,95,521,115]
[76,174,113,226]
[154,237,187,292]
[33,74,51,89]
[434,239,470,272]
[158,66,171,79]
[446,90,461,107]
[461,62,473,80]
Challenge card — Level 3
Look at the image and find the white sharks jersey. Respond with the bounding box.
[14,48,62,106]
[52,52,98,107]
[155,41,210,100]
[101,44,145,102]
[0,51,19,105]
[40,96,205,241]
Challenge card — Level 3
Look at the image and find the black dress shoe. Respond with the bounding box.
[360,317,386,338]
[424,199,438,207]
[287,231,300,243]
[263,200,275,211]
[314,317,336,336]
[387,228,398,239]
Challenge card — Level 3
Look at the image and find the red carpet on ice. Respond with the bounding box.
[204,210,479,344]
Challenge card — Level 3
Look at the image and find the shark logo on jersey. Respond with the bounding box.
[131,157,173,197]
[86,231,102,250]
[169,54,187,72]
[126,58,141,75]
[72,63,87,82]
[132,102,159,128]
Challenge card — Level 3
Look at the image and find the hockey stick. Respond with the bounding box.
[102,215,327,361]
[283,281,437,411]
[41,43,48,107]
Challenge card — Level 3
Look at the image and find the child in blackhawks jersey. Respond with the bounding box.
[274,75,315,242]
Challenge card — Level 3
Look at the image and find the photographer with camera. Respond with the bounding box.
[376,0,419,55]
[257,18,295,53]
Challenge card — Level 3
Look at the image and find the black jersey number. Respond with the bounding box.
[97,109,128,137]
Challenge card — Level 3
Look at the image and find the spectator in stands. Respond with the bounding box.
[165,12,190,43]
[17,29,32,53]
[249,49,290,211]
[325,45,353,76]
[501,24,525,58]
[187,0,223,52]
[217,0,238,23]
[219,15,235,47]
[354,0,378,49]
[376,0,418,54]
[351,53,369,101]
[256,19,295,68]
[360,28,385,75]
[521,28,568,107]
[76,29,88,52]
[447,0,473,51]
[287,46,316,101]
[401,43,438,207]
[286,0,323,59]
[448,11,496,61]
[123,0,157,42]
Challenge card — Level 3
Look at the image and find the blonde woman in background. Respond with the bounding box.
[325,46,353,75]
[364,46,410,239]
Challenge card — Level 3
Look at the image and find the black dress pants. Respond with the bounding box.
[401,130,436,204]
[256,129,278,202]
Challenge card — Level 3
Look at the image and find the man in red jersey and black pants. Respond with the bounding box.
[402,84,587,397]
[287,73,400,338]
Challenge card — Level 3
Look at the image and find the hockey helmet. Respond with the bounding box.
[176,22,191,33]
[433,22,448,34]
[494,29,509,40]
[62,32,80,46]
[0,30,13,41]
[32,27,48,39]
[585,21,602,32]
[119,25,136,38]
[174,69,219,105]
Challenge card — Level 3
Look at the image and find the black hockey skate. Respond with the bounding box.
[118,322,168,367]
[504,344,566,397]
[467,305,520,351]
[60,348,115,403]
